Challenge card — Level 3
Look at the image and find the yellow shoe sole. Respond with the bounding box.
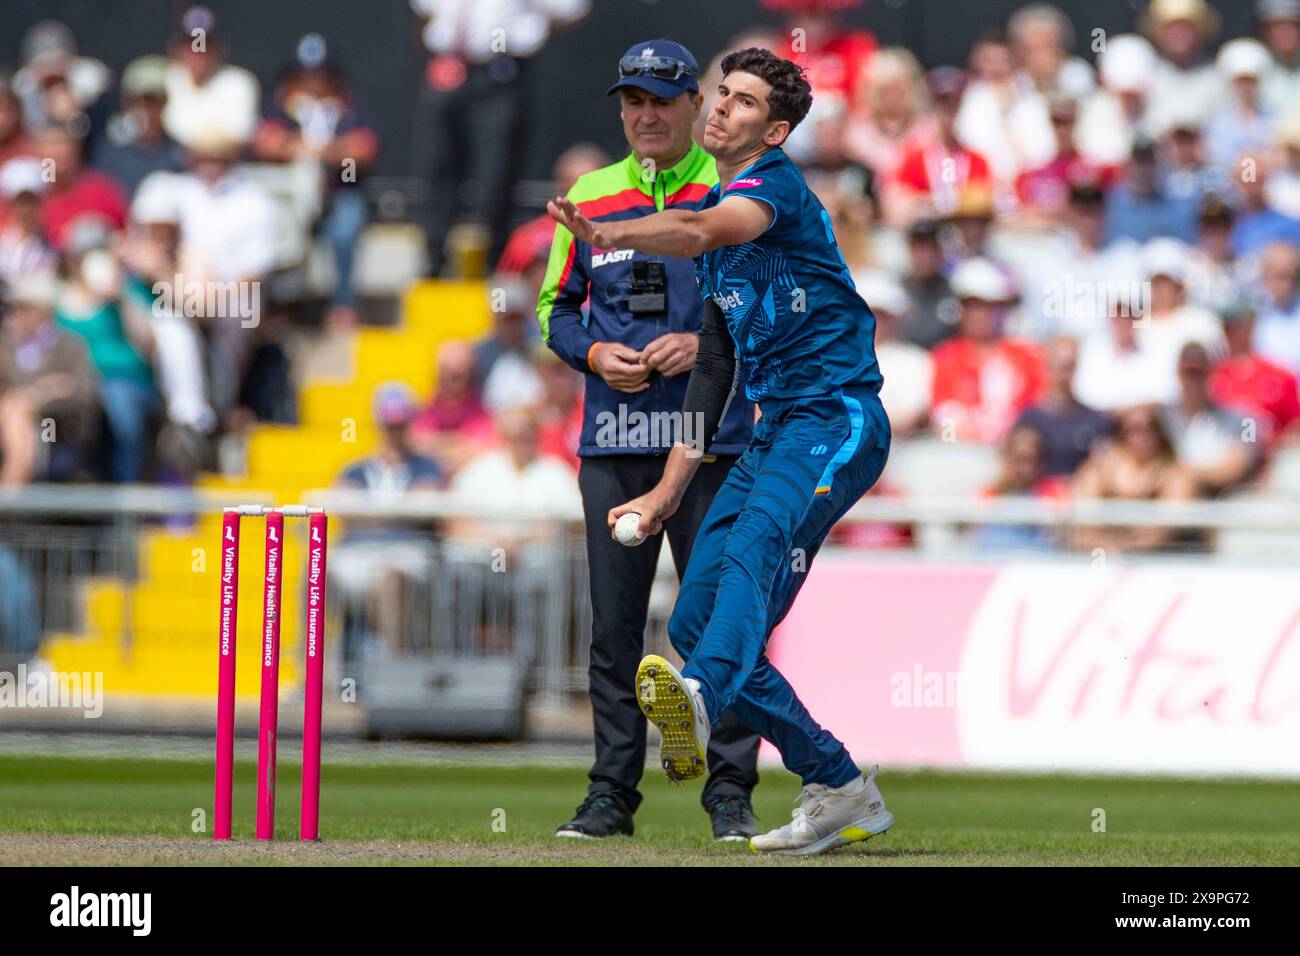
[636,654,706,782]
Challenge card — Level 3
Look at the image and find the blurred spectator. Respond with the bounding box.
[845,48,928,184]
[1209,299,1300,451]
[1104,137,1198,245]
[1013,93,1117,226]
[898,218,959,349]
[1230,151,1300,256]
[1008,4,1096,98]
[35,124,128,251]
[54,220,160,483]
[765,0,877,164]
[1073,403,1196,553]
[956,31,1054,187]
[409,340,494,473]
[0,541,41,661]
[1253,241,1300,372]
[855,269,931,437]
[119,177,218,473]
[163,6,260,151]
[1077,34,1158,165]
[477,277,542,412]
[0,159,56,284]
[11,20,111,148]
[930,258,1046,443]
[972,425,1065,552]
[331,382,443,656]
[801,99,876,265]
[887,68,993,225]
[254,34,380,331]
[767,0,876,103]
[533,343,583,469]
[0,273,96,485]
[1160,342,1256,495]
[497,142,609,281]
[1075,298,1176,410]
[940,187,1003,267]
[449,403,580,552]
[1144,0,1225,122]
[1205,39,1278,172]
[162,130,279,420]
[1014,175,1141,341]
[1153,101,1219,203]
[91,57,186,199]
[1187,193,1247,314]
[1266,113,1300,217]
[410,0,590,276]
[0,77,35,168]
[1013,336,1113,476]
[1137,238,1225,370]
[1260,0,1300,113]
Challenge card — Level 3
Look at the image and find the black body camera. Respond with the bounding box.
[628,259,667,314]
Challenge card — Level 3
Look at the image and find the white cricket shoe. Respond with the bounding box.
[749,765,894,856]
[636,654,710,781]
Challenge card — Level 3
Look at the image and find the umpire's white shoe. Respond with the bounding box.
[749,765,894,856]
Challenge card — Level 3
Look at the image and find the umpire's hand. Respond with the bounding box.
[590,342,651,392]
[640,332,698,377]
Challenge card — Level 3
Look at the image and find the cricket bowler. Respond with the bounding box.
[549,46,895,856]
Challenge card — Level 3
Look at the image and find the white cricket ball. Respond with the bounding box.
[614,512,647,547]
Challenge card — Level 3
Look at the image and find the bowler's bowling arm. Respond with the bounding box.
[549,194,772,258]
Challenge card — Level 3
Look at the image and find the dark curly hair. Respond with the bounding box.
[718,47,813,133]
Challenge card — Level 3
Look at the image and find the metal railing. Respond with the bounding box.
[4,483,1300,705]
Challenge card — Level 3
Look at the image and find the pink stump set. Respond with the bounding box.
[214,505,329,842]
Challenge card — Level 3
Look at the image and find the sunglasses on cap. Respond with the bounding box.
[618,54,698,82]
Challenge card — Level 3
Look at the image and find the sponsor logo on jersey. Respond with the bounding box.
[729,177,763,189]
[592,248,636,268]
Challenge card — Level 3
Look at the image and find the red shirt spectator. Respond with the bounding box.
[408,340,496,474]
[930,258,1047,443]
[1015,153,1117,213]
[1210,305,1300,449]
[537,388,583,471]
[778,32,876,104]
[42,171,128,250]
[887,68,992,222]
[893,137,993,210]
[497,214,556,275]
[34,126,126,250]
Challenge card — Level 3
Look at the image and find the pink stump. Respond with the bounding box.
[214,509,241,841]
[300,511,328,841]
[255,509,285,840]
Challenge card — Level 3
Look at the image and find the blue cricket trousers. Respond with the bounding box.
[669,386,891,787]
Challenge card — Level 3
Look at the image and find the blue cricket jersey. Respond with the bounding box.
[694,147,883,403]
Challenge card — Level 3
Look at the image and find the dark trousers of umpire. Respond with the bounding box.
[579,454,761,813]
[412,57,528,275]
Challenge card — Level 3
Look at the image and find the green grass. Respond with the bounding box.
[2,754,1298,865]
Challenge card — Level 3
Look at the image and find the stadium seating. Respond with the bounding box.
[41,281,492,696]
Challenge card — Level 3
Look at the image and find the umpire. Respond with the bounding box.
[538,40,760,841]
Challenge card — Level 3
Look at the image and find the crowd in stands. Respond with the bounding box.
[0,7,379,488]
[720,0,1300,555]
[5,0,1300,561]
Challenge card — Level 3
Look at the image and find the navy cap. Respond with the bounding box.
[607,40,700,99]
